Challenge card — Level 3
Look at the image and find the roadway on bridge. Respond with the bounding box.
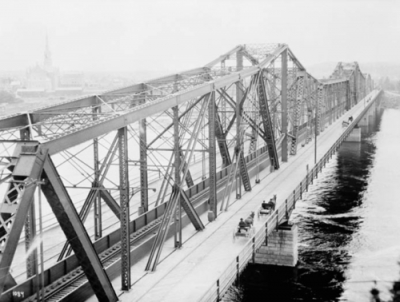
[87,90,379,302]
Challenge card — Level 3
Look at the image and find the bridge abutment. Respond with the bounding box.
[254,223,298,267]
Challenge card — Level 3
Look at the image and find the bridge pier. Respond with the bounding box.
[358,115,369,127]
[345,126,361,142]
[254,223,298,267]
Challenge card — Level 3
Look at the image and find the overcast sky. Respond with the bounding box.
[0,0,399,73]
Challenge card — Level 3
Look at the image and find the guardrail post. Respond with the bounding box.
[276,210,279,230]
[300,182,302,199]
[265,223,268,244]
[306,164,309,191]
[285,199,289,219]
[217,279,220,302]
[236,256,240,285]
[252,237,255,263]
[311,169,313,184]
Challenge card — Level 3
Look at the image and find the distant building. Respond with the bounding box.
[59,72,84,88]
[17,35,84,99]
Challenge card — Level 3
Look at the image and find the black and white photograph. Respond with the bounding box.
[0,0,399,301]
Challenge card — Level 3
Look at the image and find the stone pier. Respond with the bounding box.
[345,126,361,142]
[254,223,298,267]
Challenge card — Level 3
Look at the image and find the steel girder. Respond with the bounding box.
[173,105,182,248]
[57,184,122,260]
[235,49,244,198]
[41,153,118,302]
[146,96,210,272]
[19,128,38,279]
[316,85,325,134]
[214,104,232,168]
[140,94,149,213]
[0,46,372,162]
[289,72,305,156]
[281,49,289,162]
[0,68,211,131]
[0,45,288,156]
[0,143,118,301]
[257,72,279,169]
[208,92,217,220]
[146,185,180,272]
[0,144,47,297]
[180,151,195,188]
[180,189,205,230]
[118,127,131,291]
[58,133,122,261]
[93,106,102,241]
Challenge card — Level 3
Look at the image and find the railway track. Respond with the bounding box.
[24,216,163,302]
[22,148,269,302]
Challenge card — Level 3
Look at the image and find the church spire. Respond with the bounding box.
[44,33,52,70]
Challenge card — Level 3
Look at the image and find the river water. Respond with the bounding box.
[237,102,400,301]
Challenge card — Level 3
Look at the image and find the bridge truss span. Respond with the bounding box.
[0,43,374,302]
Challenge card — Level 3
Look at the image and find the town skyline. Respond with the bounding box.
[1,0,399,74]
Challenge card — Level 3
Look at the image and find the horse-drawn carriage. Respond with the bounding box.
[233,212,255,240]
[257,197,276,219]
[342,116,353,128]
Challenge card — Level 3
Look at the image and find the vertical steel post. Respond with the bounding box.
[221,60,226,129]
[316,84,323,136]
[354,68,358,104]
[139,109,148,214]
[346,81,350,110]
[20,128,38,278]
[93,106,102,240]
[173,106,182,248]
[236,49,243,198]
[37,182,45,301]
[271,63,277,138]
[208,92,217,221]
[118,127,131,290]
[93,136,102,240]
[281,49,288,162]
[336,84,339,119]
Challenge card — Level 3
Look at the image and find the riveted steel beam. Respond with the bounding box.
[19,128,38,278]
[0,144,46,297]
[139,113,148,214]
[208,92,217,220]
[257,72,279,169]
[93,106,102,240]
[173,105,182,248]
[41,153,118,302]
[118,127,131,291]
[290,73,305,155]
[281,49,288,162]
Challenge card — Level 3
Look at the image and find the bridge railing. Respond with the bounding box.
[198,89,381,302]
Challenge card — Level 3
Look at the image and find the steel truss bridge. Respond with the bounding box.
[0,44,373,302]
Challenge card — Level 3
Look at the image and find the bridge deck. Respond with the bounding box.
[88,91,379,302]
